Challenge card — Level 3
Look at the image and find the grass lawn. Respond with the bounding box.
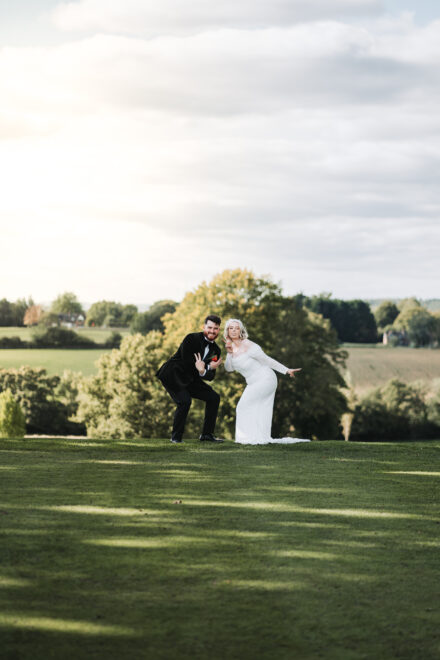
[0,438,439,660]
[0,349,109,377]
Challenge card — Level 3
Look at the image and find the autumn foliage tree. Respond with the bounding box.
[23,304,44,326]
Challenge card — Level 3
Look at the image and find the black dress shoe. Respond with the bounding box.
[199,433,224,443]
[170,438,183,443]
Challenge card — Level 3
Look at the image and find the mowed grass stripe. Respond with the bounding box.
[0,437,439,660]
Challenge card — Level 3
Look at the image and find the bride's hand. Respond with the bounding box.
[224,338,233,353]
[209,357,223,370]
[287,368,302,378]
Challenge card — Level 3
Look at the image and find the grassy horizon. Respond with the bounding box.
[0,437,439,659]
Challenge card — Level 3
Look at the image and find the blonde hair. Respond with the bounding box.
[223,318,249,341]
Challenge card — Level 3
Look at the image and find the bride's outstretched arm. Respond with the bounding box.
[249,342,289,375]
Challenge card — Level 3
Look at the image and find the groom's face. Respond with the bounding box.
[203,320,220,341]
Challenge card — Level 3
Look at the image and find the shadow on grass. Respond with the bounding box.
[0,438,439,660]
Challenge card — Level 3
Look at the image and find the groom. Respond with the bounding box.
[156,315,223,443]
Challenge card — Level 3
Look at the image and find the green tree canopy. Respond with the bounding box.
[398,297,421,312]
[51,292,84,317]
[0,367,80,434]
[86,301,138,327]
[163,270,348,439]
[393,306,437,347]
[130,300,178,335]
[303,294,378,343]
[374,300,399,331]
[76,332,172,439]
[0,299,16,326]
[0,297,33,327]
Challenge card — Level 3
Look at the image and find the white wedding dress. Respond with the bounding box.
[225,340,310,445]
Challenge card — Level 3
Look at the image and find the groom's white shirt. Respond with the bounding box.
[200,338,214,376]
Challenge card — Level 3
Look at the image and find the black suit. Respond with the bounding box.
[156,332,221,441]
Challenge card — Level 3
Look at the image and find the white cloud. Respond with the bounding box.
[52,0,382,35]
[1,8,440,301]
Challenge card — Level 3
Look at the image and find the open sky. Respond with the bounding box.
[1,0,439,305]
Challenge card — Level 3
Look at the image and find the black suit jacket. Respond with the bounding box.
[156,332,221,391]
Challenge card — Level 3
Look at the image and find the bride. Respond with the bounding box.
[224,319,310,445]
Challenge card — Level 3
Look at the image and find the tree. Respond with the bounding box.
[393,306,436,347]
[130,300,178,335]
[374,301,399,331]
[75,332,173,439]
[12,298,33,326]
[303,295,378,343]
[85,301,138,327]
[162,270,348,440]
[24,304,43,326]
[51,292,84,318]
[0,298,32,326]
[120,304,138,326]
[0,367,73,434]
[0,389,26,438]
[433,312,440,346]
[398,297,421,313]
[0,299,15,326]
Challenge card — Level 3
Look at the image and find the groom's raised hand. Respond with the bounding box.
[194,353,206,374]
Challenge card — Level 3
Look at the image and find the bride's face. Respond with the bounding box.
[228,322,241,340]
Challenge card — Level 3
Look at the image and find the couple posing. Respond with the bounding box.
[156,314,310,445]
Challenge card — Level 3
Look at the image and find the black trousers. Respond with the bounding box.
[161,380,220,440]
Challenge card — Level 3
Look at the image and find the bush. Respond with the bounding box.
[104,331,123,348]
[31,326,96,348]
[0,389,26,438]
[76,333,172,439]
[350,379,440,441]
[0,367,79,435]
[0,336,28,348]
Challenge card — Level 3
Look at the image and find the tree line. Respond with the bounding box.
[0,294,177,334]
[2,292,440,348]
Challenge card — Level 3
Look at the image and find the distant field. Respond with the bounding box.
[345,345,440,393]
[0,327,129,343]
[0,349,109,376]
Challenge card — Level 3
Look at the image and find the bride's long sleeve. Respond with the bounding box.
[249,342,289,375]
[225,353,235,372]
